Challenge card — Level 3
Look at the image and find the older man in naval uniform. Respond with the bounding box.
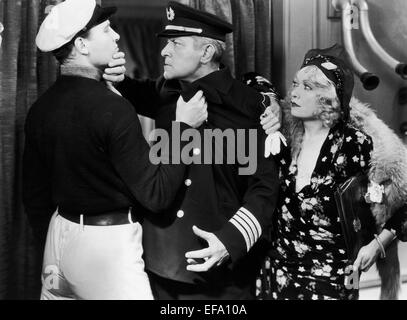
[105,2,280,300]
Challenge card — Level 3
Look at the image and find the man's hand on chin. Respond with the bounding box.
[103,51,126,84]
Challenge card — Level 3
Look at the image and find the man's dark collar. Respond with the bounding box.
[162,66,233,104]
[60,64,102,81]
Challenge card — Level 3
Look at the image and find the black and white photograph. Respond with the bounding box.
[0,0,406,305]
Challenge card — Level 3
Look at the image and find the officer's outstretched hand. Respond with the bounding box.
[103,52,126,83]
[185,226,230,272]
[176,91,208,128]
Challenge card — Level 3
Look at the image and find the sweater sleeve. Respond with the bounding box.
[116,76,162,119]
[22,110,56,244]
[106,98,191,213]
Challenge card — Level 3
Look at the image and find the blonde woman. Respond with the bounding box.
[253,46,407,300]
[258,46,376,300]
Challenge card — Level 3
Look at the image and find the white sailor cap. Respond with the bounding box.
[36,0,117,52]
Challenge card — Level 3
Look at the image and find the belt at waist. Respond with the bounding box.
[58,208,138,226]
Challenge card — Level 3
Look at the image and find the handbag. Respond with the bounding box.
[334,174,376,263]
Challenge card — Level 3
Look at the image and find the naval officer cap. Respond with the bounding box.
[36,0,117,52]
[157,1,233,42]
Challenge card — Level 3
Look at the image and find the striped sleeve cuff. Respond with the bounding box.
[229,207,262,252]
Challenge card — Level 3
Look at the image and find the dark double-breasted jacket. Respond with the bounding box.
[118,67,279,286]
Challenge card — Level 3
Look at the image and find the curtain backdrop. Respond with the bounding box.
[231,0,273,80]
[115,18,163,80]
[113,17,164,138]
[0,0,60,299]
[177,0,273,80]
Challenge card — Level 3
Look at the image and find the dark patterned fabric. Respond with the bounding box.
[258,122,373,300]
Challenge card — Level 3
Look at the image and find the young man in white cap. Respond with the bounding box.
[23,0,207,300]
[105,1,279,300]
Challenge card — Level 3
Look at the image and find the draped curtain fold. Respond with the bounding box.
[232,0,273,80]
[115,18,163,80]
[0,0,59,299]
[113,17,164,138]
[253,0,273,79]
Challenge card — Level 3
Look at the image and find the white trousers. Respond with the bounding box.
[40,210,153,300]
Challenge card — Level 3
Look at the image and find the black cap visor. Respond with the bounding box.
[157,30,200,38]
[157,29,226,42]
[82,5,117,33]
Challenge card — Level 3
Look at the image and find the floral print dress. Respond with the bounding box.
[258,122,373,300]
